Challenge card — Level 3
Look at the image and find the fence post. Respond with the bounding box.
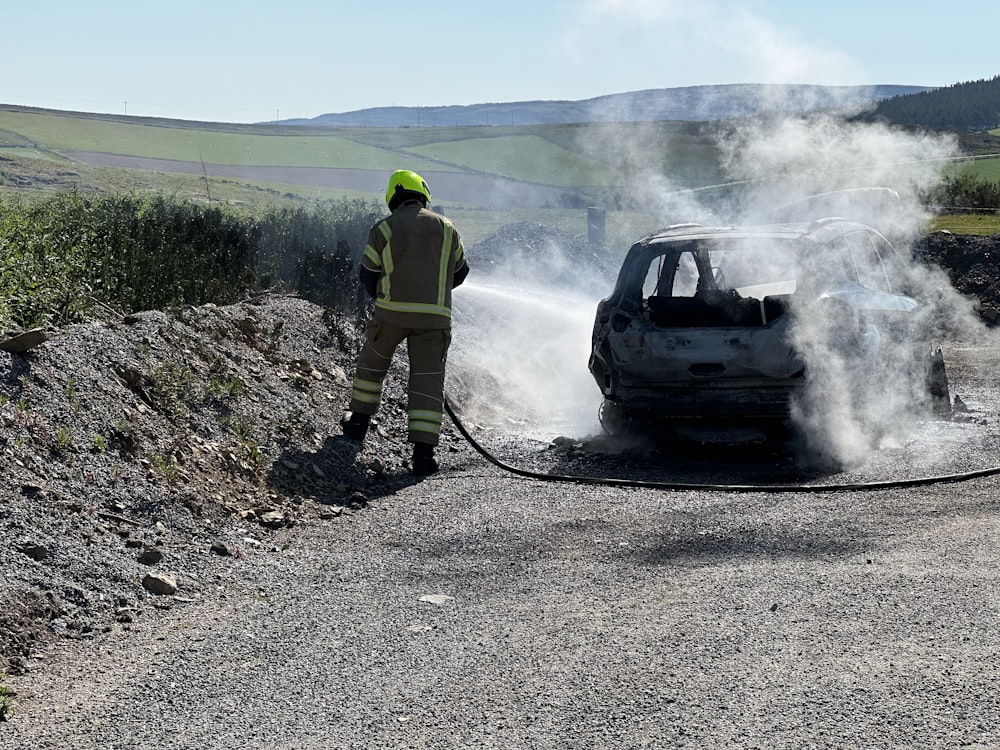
[588,207,606,248]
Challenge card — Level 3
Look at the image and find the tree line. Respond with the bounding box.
[864,75,1000,132]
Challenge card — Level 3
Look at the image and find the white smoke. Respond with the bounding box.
[450,278,603,441]
[718,115,961,223]
[560,0,986,465]
[447,0,986,462]
[714,114,981,466]
[448,111,984,465]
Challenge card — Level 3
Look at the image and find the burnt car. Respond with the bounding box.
[588,218,948,437]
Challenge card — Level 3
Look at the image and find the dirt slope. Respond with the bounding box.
[0,294,470,678]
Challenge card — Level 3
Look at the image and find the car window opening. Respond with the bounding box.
[644,239,800,328]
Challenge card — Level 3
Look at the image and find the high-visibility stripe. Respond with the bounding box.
[354,377,382,393]
[365,221,391,267]
[409,409,443,436]
[378,221,392,242]
[379,233,395,300]
[375,299,452,318]
[363,244,381,266]
[351,378,383,404]
[409,409,442,425]
[436,223,452,306]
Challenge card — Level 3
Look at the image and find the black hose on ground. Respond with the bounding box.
[443,396,1000,493]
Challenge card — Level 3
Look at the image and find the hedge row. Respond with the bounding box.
[0,193,383,331]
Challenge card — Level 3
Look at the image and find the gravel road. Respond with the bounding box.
[5,417,1000,748]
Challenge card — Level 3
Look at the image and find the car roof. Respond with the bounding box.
[640,218,881,247]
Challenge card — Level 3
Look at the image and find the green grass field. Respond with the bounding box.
[963,156,1000,182]
[2,105,999,239]
[0,110,450,172]
[409,134,622,186]
[0,107,721,188]
[0,107,713,243]
[928,212,1000,236]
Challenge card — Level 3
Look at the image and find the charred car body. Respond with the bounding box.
[588,217,948,437]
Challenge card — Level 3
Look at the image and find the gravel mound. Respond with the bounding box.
[469,222,615,293]
[919,230,1000,322]
[0,294,468,677]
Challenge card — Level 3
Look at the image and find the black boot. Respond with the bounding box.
[411,442,439,476]
[341,412,371,441]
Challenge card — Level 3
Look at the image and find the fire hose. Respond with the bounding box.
[442,395,1000,493]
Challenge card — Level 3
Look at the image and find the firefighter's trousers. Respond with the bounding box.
[348,319,452,446]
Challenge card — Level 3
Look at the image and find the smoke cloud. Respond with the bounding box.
[719,115,961,221]
[449,224,609,440]
[558,0,987,465]
[713,114,978,465]
[450,278,602,441]
[449,109,984,472]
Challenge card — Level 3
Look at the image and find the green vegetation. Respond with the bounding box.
[65,376,80,414]
[0,192,257,329]
[0,672,15,721]
[409,134,622,186]
[0,110,449,171]
[0,192,382,331]
[0,107,720,192]
[866,75,1000,131]
[339,120,724,188]
[0,107,732,256]
[928,213,1000,235]
[151,453,180,485]
[149,361,198,419]
[962,157,1000,183]
[928,172,1000,211]
[228,414,266,474]
[53,426,75,453]
[205,374,247,401]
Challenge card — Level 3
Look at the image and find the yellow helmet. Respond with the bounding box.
[385,169,431,210]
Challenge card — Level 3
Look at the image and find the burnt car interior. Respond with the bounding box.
[642,239,799,328]
[639,229,897,330]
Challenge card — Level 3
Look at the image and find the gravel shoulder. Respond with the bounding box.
[4,458,1000,749]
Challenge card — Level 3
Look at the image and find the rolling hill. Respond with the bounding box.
[283,84,930,127]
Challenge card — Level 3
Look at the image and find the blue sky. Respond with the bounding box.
[3,0,998,123]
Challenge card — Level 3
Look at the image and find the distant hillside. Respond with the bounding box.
[865,75,1000,131]
[283,84,930,127]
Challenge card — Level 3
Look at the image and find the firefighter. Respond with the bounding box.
[341,169,469,475]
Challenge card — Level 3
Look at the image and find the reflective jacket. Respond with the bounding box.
[360,201,468,329]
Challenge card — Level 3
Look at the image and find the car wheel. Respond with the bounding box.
[598,400,630,435]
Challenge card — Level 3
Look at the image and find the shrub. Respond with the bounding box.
[0,192,383,330]
[930,172,1000,211]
